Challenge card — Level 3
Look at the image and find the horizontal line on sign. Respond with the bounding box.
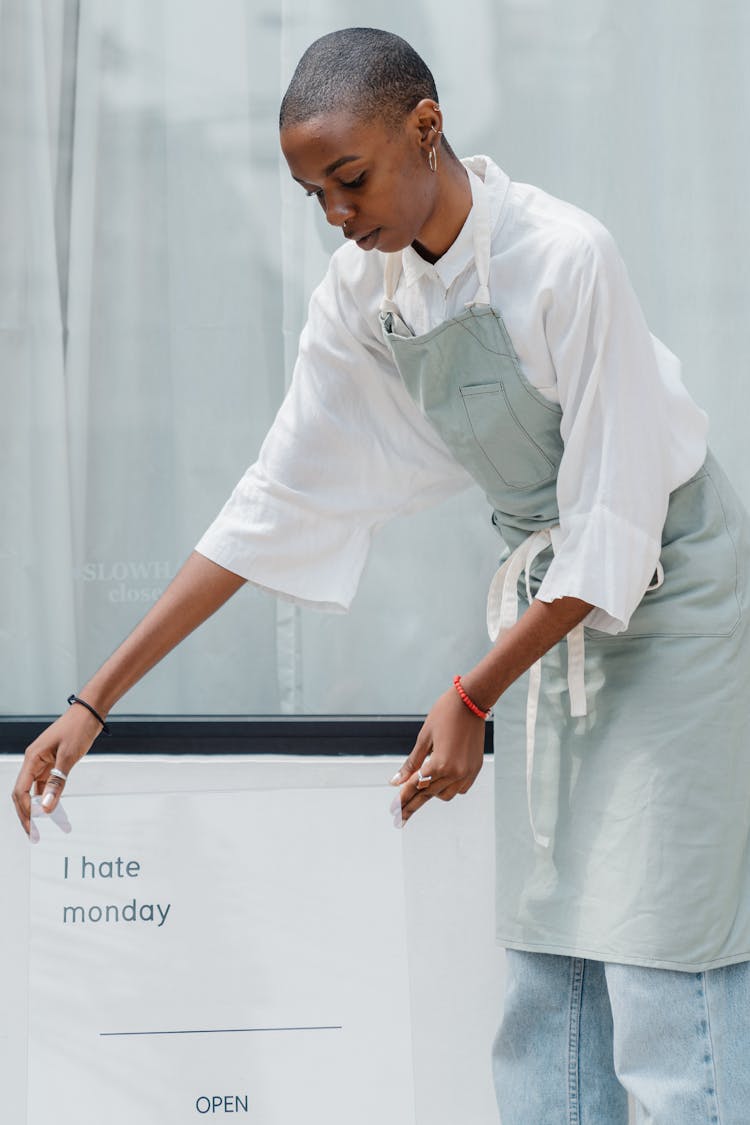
[100,1025,343,1037]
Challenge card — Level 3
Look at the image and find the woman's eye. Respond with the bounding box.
[302,172,364,200]
[340,173,365,189]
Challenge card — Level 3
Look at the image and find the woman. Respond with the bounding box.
[14,27,750,1124]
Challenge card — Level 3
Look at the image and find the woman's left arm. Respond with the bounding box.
[392,593,592,823]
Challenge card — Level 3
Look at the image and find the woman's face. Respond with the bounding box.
[280,105,440,255]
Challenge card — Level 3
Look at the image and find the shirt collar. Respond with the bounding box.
[400,156,511,290]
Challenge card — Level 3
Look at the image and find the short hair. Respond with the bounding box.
[279,28,440,132]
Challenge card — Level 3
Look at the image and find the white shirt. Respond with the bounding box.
[196,156,708,633]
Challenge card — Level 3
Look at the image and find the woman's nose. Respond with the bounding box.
[324,195,355,229]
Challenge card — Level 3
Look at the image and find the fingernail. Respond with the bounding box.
[389,771,401,785]
[41,792,54,809]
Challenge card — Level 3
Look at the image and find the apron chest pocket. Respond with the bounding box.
[459,382,556,490]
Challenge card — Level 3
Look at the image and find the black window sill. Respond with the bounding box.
[0,716,493,757]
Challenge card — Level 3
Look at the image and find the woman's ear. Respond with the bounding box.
[409,98,444,154]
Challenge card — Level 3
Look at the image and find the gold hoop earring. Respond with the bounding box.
[428,125,442,173]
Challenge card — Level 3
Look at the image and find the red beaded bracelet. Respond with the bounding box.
[453,675,492,719]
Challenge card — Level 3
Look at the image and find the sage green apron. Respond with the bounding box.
[380,180,750,971]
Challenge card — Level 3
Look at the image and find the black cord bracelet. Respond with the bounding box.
[67,694,112,736]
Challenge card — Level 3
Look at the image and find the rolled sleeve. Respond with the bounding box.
[539,507,662,633]
[195,466,370,612]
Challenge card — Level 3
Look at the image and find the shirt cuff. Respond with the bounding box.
[536,506,662,634]
[194,475,370,613]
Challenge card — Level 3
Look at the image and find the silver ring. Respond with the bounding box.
[416,770,432,791]
[49,767,68,782]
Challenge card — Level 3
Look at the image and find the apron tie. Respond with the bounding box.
[487,528,588,848]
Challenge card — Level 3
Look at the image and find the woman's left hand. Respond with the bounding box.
[389,687,487,825]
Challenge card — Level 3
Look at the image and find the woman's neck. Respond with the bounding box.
[412,157,472,263]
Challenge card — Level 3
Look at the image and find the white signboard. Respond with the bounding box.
[28,787,415,1124]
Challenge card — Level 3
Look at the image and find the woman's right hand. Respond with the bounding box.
[12,705,104,840]
[11,552,248,841]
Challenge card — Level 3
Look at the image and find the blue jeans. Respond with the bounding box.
[492,950,750,1124]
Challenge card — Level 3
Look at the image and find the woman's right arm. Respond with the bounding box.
[12,551,246,837]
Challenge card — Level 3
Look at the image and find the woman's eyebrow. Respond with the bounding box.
[292,155,361,186]
[323,154,360,175]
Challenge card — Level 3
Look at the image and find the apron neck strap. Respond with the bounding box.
[467,171,492,308]
[381,253,403,316]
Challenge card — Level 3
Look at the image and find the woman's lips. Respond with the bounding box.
[355,229,380,250]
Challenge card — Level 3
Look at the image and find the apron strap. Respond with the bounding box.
[380,253,403,317]
[647,560,665,591]
[487,528,589,849]
[465,174,492,309]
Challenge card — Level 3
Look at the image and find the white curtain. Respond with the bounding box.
[2,0,749,715]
